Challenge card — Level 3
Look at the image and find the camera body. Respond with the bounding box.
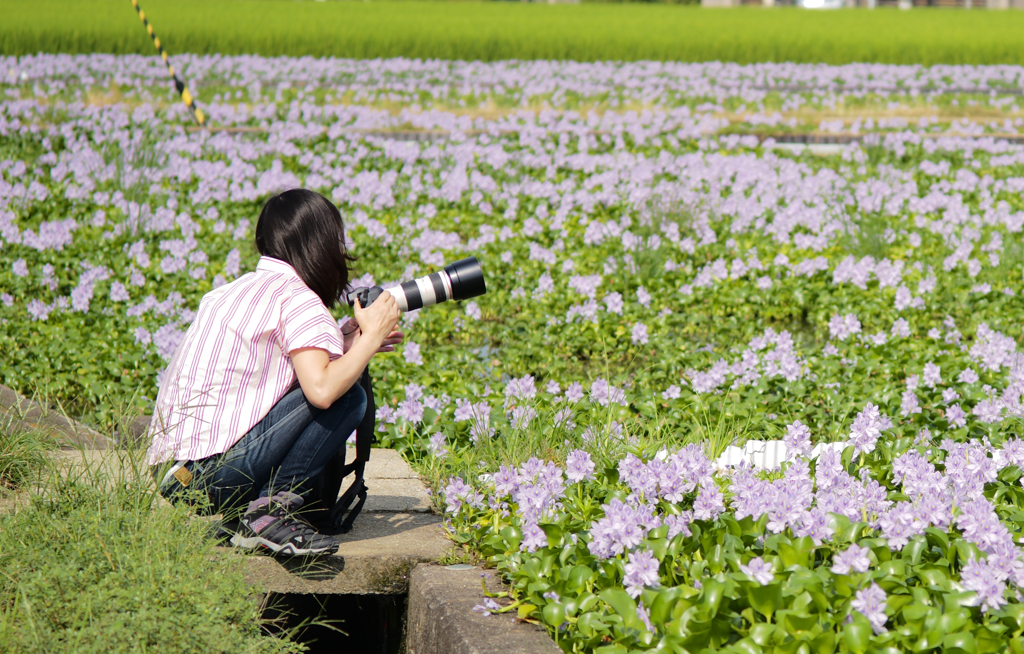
[347,256,486,312]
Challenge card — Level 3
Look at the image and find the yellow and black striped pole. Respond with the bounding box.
[130,0,206,126]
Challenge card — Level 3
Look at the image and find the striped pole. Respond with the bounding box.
[130,0,206,126]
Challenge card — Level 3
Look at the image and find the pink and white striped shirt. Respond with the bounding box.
[146,256,345,465]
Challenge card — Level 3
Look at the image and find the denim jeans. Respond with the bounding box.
[174,382,367,515]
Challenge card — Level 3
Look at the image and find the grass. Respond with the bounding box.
[0,437,314,653]
[1,0,1024,65]
[0,422,55,495]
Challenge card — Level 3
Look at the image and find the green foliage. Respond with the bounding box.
[0,447,307,654]
[4,0,1024,65]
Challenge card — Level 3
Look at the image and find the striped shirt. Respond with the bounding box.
[146,256,344,465]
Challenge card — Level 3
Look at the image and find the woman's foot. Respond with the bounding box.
[230,492,340,556]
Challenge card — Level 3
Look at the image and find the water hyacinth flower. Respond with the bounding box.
[848,403,892,456]
[631,323,649,345]
[403,341,423,365]
[624,549,661,597]
[739,557,775,585]
[443,477,482,514]
[831,544,871,575]
[427,432,448,459]
[782,420,811,458]
[565,449,595,482]
[851,583,888,634]
[472,598,501,616]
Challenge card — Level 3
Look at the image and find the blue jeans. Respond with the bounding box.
[193,383,367,514]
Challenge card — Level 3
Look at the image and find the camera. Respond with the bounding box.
[347,256,486,312]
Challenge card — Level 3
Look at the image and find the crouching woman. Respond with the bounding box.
[146,189,402,556]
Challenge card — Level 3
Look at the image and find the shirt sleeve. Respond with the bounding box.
[279,285,345,360]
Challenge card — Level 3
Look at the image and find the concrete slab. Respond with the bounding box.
[237,512,449,595]
[407,565,561,654]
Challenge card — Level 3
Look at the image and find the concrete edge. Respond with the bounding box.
[407,564,562,654]
[0,383,114,450]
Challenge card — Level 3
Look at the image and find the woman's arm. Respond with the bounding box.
[291,291,401,409]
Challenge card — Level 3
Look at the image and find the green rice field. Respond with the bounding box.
[3,0,1024,64]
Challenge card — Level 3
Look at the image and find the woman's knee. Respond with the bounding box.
[325,382,366,421]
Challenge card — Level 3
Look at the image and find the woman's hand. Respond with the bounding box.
[341,322,404,353]
[352,290,401,349]
[376,329,405,353]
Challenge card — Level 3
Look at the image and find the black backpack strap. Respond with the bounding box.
[327,367,375,533]
[304,367,376,534]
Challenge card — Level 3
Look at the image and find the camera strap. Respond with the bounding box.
[306,367,376,534]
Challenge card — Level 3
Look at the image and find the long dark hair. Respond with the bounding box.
[254,189,355,309]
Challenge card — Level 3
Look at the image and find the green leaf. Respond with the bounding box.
[577,611,607,637]
[599,588,638,624]
[842,622,872,654]
[540,523,563,548]
[542,602,566,627]
[943,631,977,654]
[748,583,783,620]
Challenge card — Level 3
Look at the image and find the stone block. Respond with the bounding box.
[0,383,112,449]
[407,565,561,654]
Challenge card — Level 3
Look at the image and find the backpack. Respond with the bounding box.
[304,367,376,534]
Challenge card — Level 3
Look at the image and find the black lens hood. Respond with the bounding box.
[444,256,486,301]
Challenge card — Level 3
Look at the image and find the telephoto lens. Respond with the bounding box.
[347,256,486,312]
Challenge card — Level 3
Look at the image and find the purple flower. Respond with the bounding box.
[443,477,482,514]
[922,362,941,388]
[662,385,681,400]
[565,450,595,483]
[624,549,661,597]
[590,378,626,406]
[545,380,560,395]
[891,318,911,338]
[693,483,725,521]
[946,404,967,428]
[961,558,1007,613]
[427,432,448,459]
[509,405,537,429]
[565,382,584,403]
[739,557,775,585]
[493,465,518,496]
[631,323,649,345]
[109,281,130,302]
[505,375,537,403]
[27,299,51,321]
[828,313,862,341]
[783,420,811,458]
[521,520,547,553]
[958,368,980,384]
[848,403,892,455]
[552,407,575,431]
[604,292,624,315]
[664,512,693,538]
[636,286,651,308]
[851,583,888,634]
[472,598,501,616]
[12,259,28,277]
[404,342,423,365]
[900,390,921,417]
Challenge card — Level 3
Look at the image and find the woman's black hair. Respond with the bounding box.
[254,189,356,309]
